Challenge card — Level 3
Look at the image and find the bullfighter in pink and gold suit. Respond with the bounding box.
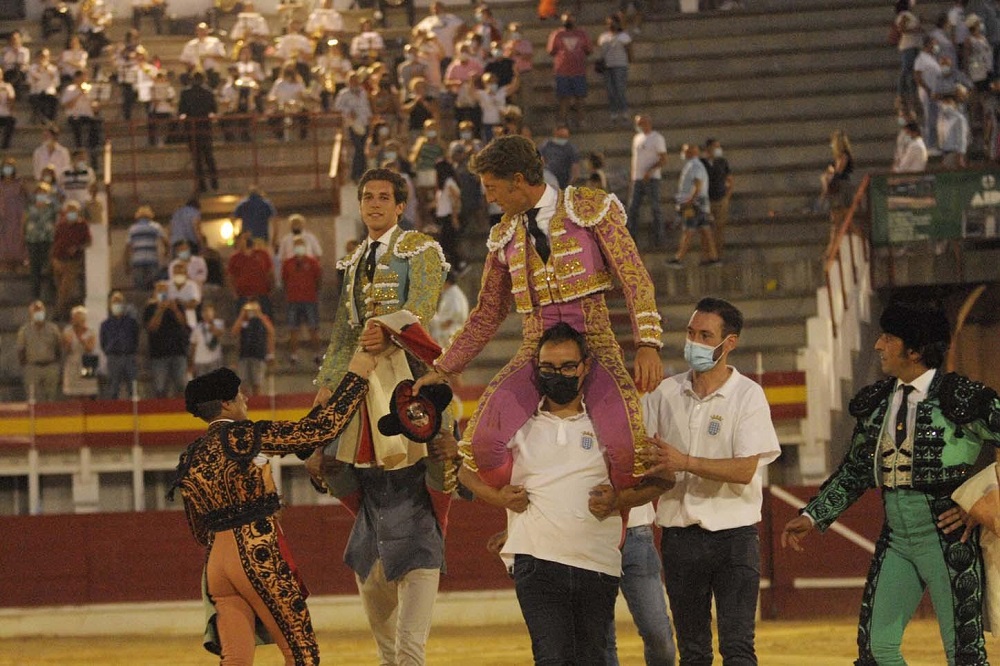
[414,136,663,490]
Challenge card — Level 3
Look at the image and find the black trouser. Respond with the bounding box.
[121,83,138,120]
[30,93,58,122]
[68,116,102,168]
[186,120,218,190]
[132,5,165,34]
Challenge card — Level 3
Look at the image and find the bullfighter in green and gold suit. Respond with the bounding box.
[783,301,1000,666]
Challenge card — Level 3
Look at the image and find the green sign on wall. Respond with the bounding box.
[870,169,1000,246]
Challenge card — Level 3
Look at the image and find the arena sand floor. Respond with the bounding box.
[2,618,990,665]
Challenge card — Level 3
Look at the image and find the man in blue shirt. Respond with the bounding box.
[667,143,719,268]
[233,186,277,243]
[99,290,140,399]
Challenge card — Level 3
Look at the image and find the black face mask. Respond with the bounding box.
[563,20,575,29]
[537,373,580,406]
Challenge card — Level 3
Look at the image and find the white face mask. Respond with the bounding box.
[293,245,306,256]
[172,274,187,287]
[32,310,46,323]
[110,302,124,316]
[713,148,723,158]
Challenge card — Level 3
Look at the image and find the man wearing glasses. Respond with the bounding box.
[459,322,669,664]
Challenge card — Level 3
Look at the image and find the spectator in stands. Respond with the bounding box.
[24,181,59,301]
[410,118,446,226]
[967,0,1000,74]
[168,197,202,253]
[178,71,219,193]
[267,65,310,140]
[41,0,75,46]
[935,55,973,97]
[895,0,923,113]
[397,44,427,102]
[147,70,176,147]
[367,67,401,136]
[0,70,14,150]
[188,302,224,377]
[818,129,855,217]
[58,36,87,89]
[429,270,469,347]
[504,23,533,107]
[628,115,668,246]
[350,18,386,67]
[118,46,156,123]
[402,76,439,146]
[547,13,591,129]
[2,30,29,99]
[62,149,96,206]
[0,158,26,273]
[668,143,719,267]
[144,279,190,399]
[282,235,323,367]
[179,23,226,89]
[702,138,734,254]
[335,71,373,183]
[365,119,393,171]
[414,31,445,97]
[598,13,633,125]
[450,119,483,158]
[915,36,945,153]
[274,19,315,86]
[50,200,91,322]
[445,42,485,135]
[126,204,168,291]
[276,213,322,264]
[485,39,516,89]
[473,5,503,47]
[231,298,275,396]
[233,186,276,243]
[169,239,208,290]
[100,290,140,399]
[938,90,971,167]
[39,164,66,204]
[33,125,72,182]
[538,124,580,190]
[228,230,274,318]
[235,43,266,89]
[28,48,59,124]
[17,300,63,402]
[218,66,256,144]
[893,121,929,173]
[229,0,269,43]
[61,305,99,399]
[475,72,518,144]
[168,259,202,328]
[433,158,462,267]
[132,0,166,35]
[413,1,466,70]
[931,12,960,68]
[61,70,102,170]
[307,0,343,40]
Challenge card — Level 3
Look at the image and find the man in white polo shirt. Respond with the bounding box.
[460,321,668,664]
[644,296,781,665]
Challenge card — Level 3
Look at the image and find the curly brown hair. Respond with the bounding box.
[470,135,544,185]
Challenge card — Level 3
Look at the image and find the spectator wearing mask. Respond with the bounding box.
[169,197,203,253]
[929,12,959,69]
[167,259,202,328]
[168,240,208,289]
[702,139,734,254]
[126,205,168,291]
[50,200,92,322]
[895,0,923,111]
[667,143,719,268]
[33,124,71,183]
[334,72,373,183]
[547,13,591,128]
[17,300,63,402]
[402,76,439,147]
[233,186,277,243]
[504,23,534,108]
[227,231,274,318]
[444,43,485,135]
[188,302,225,377]
[893,121,929,173]
[484,39,516,89]
[24,181,60,301]
[281,236,323,367]
[597,13,633,124]
[474,71,518,143]
[275,213,322,264]
[409,118,446,225]
[100,290,140,399]
[61,305,99,399]
[628,115,668,246]
[914,36,944,153]
[144,280,190,399]
[413,1,466,68]
[231,298,275,396]
[350,18,385,67]
[60,70,102,168]
[538,124,581,190]
[937,91,970,167]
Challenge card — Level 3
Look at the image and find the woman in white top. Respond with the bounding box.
[597,14,633,122]
[62,306,99,398]
[474,72,519,143]
[433,159,463,270]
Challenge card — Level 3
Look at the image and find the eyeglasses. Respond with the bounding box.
[537,358,586,378]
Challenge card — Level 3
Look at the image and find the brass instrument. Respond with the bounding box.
[231,38,244,61]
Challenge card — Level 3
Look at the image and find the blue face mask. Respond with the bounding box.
[683,337,730,373]
[178,250,191,260]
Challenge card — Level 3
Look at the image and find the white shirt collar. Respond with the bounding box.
[896,368,936,397]
[683,366,739,399]
[534,395,589,422]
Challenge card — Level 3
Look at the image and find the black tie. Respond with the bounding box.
[524,208,550,263]
[895,384,915,448]
[364,240,379,282]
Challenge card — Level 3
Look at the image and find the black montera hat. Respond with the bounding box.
[185,368,241,416]
[378,379,453,443]
[879,301,951,351]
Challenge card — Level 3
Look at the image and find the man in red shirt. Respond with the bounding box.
[227,230,274,318]
[546,12,591,129]
[281,235,323,366]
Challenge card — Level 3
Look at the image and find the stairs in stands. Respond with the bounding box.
[0,0,936,484]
